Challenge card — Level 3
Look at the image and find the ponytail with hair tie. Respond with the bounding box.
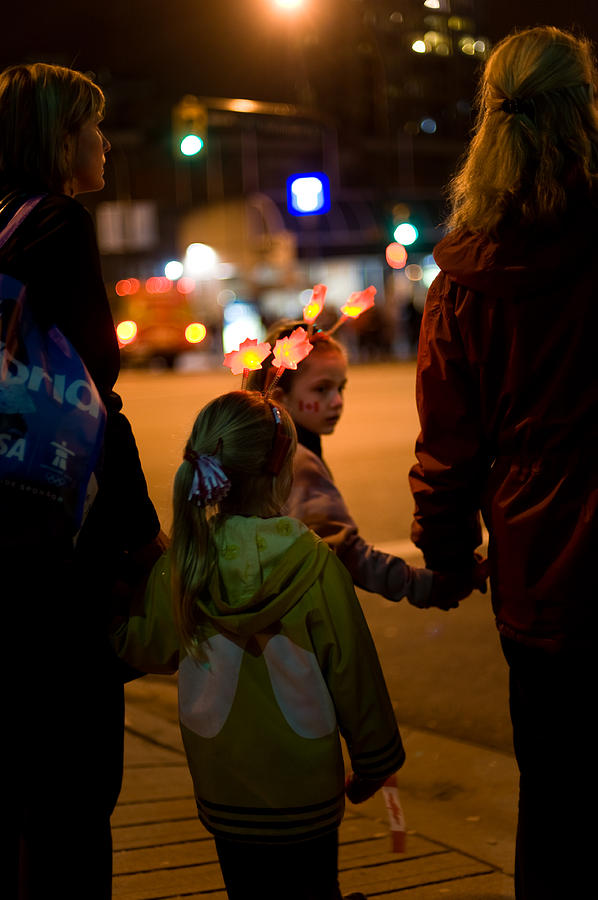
[184,448,230,508]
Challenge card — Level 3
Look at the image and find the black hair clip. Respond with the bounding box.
[501,97,535,119]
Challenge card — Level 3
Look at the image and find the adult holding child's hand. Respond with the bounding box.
[409,27,598,899]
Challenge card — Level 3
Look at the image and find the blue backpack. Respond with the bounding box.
[0,195,107,530]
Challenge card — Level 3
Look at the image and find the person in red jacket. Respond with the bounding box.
[409,26,598,900]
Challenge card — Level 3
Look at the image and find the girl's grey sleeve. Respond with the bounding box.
[286,449,433,605]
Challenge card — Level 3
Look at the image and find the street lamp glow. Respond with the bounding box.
[164,260,184,280]
[185,323,207,344]
[185,242,217,277]
[116,320,138,346]
[274,0,303,9]
[412,40,427,54]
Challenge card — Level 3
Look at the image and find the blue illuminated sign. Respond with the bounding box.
[287,172,331,216]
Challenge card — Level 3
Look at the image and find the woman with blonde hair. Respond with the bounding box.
[409,27,598,899]
[0,63,164,898]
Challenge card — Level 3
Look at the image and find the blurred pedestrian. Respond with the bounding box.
[0,63,165,898]
[113,390,404,900]
[409,27,598,899]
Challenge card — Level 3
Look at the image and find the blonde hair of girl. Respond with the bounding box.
[447,26,598,236]
[171,390,296,656]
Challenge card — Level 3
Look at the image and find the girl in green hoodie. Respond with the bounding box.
[114,390,404,900]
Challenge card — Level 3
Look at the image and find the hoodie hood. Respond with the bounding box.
[434,208,596,299]
[195,516,329,638]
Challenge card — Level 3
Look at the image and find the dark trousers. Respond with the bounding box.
[214,830,342,900]
[501,636,595,900]
[6,542,126,900]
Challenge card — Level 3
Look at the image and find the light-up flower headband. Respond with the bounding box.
[223,281,376,392]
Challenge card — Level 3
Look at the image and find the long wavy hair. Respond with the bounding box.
[0,63,105,194]
[171,390,296,657]
[446,27,598,236]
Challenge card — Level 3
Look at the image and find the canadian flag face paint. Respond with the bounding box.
[279,349,347,436]
[298,400,320,412]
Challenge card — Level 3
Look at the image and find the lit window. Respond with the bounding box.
[420,118,437,134]
[425,31,451,56]
[459,36,476,56]
[474,38,489,57]
[448,16,474,32]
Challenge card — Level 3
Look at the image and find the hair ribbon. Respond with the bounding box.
[184,449,231,507]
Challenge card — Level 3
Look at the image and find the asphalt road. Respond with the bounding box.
[117,361,513,756]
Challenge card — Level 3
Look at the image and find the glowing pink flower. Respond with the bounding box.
[271,327,313,371]
[303,283,327,324]
[340,285,376,319]
[223,337,272,375]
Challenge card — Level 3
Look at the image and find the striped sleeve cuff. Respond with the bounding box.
[350,730,406,780]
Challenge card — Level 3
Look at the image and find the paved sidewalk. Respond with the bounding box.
[112,679,516,899]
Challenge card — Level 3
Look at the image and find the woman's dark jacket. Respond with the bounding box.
[0,192,160,585]
[409,208,598,650]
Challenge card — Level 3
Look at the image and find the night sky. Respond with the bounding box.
[5,1,598,106]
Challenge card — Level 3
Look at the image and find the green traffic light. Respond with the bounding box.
[180,134,204,156]
[393,222,418,245]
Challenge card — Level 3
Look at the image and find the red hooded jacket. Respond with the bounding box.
[410,208,598,650]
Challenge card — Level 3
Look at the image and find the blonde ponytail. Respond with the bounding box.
[447,27,598,235]
[170,391,296,658]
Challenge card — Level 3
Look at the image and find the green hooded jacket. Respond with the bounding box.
[115,515,404,843]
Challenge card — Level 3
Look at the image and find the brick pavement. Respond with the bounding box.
[112,681,516,899]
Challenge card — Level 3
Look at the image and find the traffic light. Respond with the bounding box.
[393,221,418,245]
[172,95,207,158]
[287,172,331,215]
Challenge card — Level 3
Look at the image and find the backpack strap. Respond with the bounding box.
[0,194,46,249]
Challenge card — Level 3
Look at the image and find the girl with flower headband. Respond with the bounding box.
[113,389,405,900]
[248,322,475,610]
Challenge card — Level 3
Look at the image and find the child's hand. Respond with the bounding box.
[345,772,387,804]
[427,556,489,610]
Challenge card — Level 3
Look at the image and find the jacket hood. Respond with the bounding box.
[434,210,595,298]
[195,516,328,638]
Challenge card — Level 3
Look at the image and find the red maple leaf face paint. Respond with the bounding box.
[298,400,320,412]
[280,349,347,436]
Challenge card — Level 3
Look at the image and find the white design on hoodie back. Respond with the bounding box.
[178,632,336,740]
[262,634,336,738]
[179,635,244,739]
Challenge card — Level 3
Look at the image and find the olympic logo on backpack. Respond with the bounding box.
[0,195,106,531]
